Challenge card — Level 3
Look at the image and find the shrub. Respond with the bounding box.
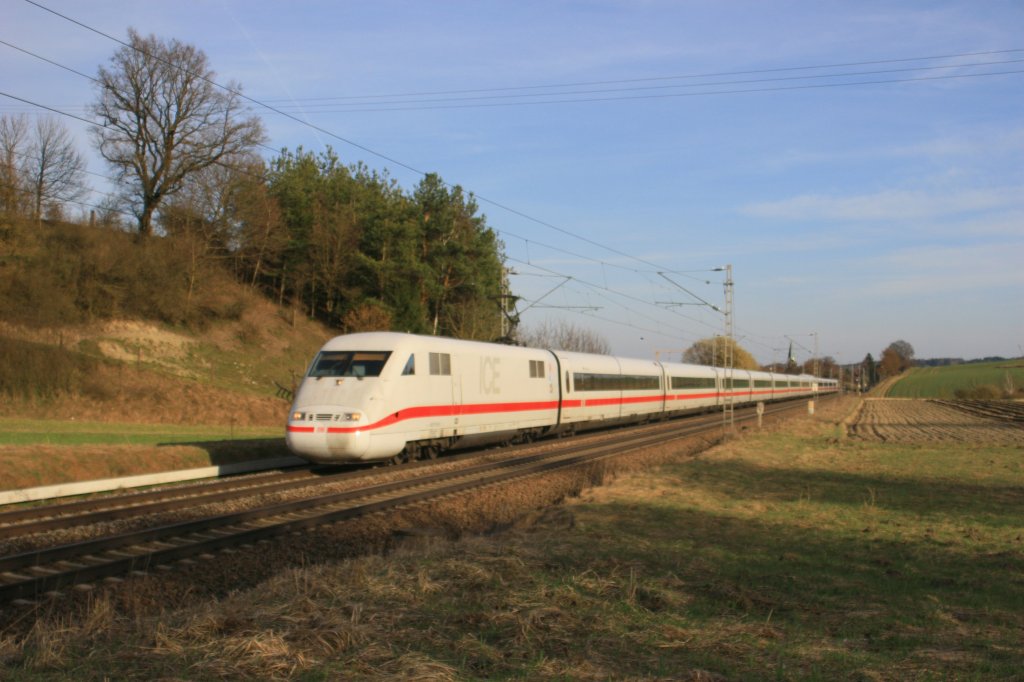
[0,336,93,400]
[953,384,1003,400]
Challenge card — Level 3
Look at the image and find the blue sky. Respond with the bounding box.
[3,0,1022,365]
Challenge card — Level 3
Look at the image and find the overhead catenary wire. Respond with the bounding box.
[0,178,137,220]
[23,0,1018,298]
[252,68,1024,113]
[0,84,807,353]
[255,48,1024,102]
[0,94,713,348]
[507,256,722,338]
[6,50,1023,116]
[251,56,1024,111]
[12,3,1014,358]
[9,5,723,289]
[0,91,272,188]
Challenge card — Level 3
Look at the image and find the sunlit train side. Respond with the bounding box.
[286,332,838,464]
[286,333,559,461]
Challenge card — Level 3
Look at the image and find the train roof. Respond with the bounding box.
[319,332,546,357]
[315,333,837,382]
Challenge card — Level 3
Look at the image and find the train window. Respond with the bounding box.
[529,360,545,378]
[402,354,415,376]
[429,352,451,376]
[566,371,571,393]
[309,351,392,378]
[754,379,772,388]
[574,373,660,391]
[671,376,716,389]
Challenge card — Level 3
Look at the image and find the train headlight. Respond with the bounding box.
[291,411,306,421]
[341,412,362,422]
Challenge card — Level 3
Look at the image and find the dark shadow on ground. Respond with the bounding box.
[554,479,1024,678]
[670,457,1024,519]
[156,437,290,465]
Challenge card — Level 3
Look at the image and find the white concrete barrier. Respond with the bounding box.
[0,456,306,506]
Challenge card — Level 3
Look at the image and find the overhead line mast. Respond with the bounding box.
[713,265,734,433]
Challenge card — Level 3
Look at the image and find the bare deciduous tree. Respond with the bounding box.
[91,29,265,236]
[518,319,611,354]
[26,116,87,224]
[0,114,30,216]
[1,114,88,224]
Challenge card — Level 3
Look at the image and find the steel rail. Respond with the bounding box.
[0,468,329,535]
[0,397,797,537]
[0,396,830,603]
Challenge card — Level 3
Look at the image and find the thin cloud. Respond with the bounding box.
[741,187,1024,221]
[855,241,1024,296]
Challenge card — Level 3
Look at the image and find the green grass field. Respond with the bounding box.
[887,360,1024,398]
[0,419,291,489]
[0,417,282,447]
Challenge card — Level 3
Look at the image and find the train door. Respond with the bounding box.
[426,350,456,439]
[453,365,463,417]
[451,354,463,438]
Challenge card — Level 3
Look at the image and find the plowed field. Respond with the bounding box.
[849,399,1024,444]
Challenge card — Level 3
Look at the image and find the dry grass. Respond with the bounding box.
[0,439,290,491]
[1,429,716,679]
[8,397,1018,680]
[0,360,289,426]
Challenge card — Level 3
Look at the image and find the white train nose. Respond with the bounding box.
[286,407,371,461]
[286,424,372,461]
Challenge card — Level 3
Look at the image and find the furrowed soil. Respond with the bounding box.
[849,398,1024,445]
[3,396,1023,680]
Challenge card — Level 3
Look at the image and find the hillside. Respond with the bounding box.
[0,309,329,427]
[887,360,1024,399]
[0,222,336,427]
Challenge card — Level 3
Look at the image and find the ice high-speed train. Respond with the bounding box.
[286,332,838,463]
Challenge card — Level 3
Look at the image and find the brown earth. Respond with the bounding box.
[848,398,1024,445]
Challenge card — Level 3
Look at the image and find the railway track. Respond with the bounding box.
[0,466,327,540]
[0,397,826,604]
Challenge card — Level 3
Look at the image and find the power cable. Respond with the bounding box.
[508,256,722,336]
[256,48,1024,102]
[0,178,135,219]
[15,0,809,291]
[16,3,984,357]
[258,68,1024,113]
[8,147,126,185]
[0,91,271,187]
[256,57,1024,110]
[2,32,720,287]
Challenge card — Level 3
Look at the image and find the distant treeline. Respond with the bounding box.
[915,357,1009,367]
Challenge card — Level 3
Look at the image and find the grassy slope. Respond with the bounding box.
[0,420,291,491]
[7,399,1022,679]
[888,360,1024,398]
[0,294,334,487]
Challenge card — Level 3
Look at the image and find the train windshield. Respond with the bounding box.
[308,351,392,378]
